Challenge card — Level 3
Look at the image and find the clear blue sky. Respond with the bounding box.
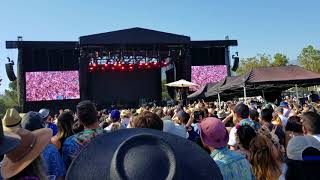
[1,0,319,93]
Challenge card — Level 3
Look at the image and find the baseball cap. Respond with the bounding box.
[199,117,229,149]
[21,111,44,131]
[39,109,50,119]
[110,110,120,121]
[287,135,320,161]
[279,102,288,107]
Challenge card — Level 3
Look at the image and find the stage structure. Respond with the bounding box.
[6,27,237,112]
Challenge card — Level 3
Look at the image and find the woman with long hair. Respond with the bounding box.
[249,135,282,180]
[1,128,52,180]
[51,111,74,151]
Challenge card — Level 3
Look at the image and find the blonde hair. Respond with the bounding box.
[249,135,282,180]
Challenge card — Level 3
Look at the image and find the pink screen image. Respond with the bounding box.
[26,71,80,102]
[191,65,227,91]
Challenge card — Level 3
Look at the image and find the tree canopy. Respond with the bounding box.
[0,81,19,116]
[236,53,289,75]
[298,45,320,73]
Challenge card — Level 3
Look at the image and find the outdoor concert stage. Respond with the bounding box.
[6,27,237,112]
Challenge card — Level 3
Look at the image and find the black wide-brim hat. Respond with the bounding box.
[66,128,223,180]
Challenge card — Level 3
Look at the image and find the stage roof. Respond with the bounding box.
[80,27,191,45]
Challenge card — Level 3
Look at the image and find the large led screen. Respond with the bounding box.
[191,65,227,91]
[26,71,80,101]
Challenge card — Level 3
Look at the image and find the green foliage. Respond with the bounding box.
[272,53,289,67]
[236,53,289,75]
[298,45,320,73]
[161,80,171,100]
[0,81,19,115]
[0,99,6,117]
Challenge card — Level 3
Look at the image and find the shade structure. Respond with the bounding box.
[187,82,219,99]
[165,79,199,88]
[206,65,320,98]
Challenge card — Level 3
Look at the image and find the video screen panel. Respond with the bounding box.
[26,71,80,101]
[191,65,227,91]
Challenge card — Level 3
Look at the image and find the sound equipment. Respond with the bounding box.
[232,57,239,71]
[5,62,17,81]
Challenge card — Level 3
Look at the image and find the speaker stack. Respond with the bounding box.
[5,58,17,81]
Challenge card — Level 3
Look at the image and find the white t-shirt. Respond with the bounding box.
[228,126,237,146]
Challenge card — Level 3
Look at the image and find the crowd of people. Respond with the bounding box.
[26,71,80,101]
[1,93,320,179]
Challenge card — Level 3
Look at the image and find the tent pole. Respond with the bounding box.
[262,89,265,99]
[295,84,299,99]
[218,93,221,110]
[243,85,247,102]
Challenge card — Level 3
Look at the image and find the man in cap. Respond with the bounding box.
[62,100,105,169]
[279,101,291,117]
[39,108,58,136]
[200,117,254,180]
[104,109,126,131]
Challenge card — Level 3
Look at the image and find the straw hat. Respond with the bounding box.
[2,108,22,132]
[1,128,52,179]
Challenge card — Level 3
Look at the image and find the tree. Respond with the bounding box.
[3,81,19,108]
[298,45,320,73]
[0,99,6,118]
[236,53,291,75]
[272,53,289,67]
[236,54,272,75]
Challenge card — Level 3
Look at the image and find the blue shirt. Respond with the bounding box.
[42,144,66,178]
[47,123,58,136]
[211,147,254,180]
[62,128,105,169]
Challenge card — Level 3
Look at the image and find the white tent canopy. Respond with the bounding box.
[165,79,198,88]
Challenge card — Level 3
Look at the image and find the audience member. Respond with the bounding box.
[279,102,291,117]
[163,120,188,138]
[236,125,257,158]
[0,119,21,156]
[2,108,22,132]
[51,111,75,151]
[249,108,261,130]
[39,108,58,136]
[302,111,320,142]
[1,128,52,180]
[200,117,254,180]
[285,116,303,146]
[228,103,255,150]
[249,135,282,180]
[105,109,125,131]
[285,135,320,180]
[62,100,105,169]
[120,110,131,127]
[260,108,285,146]
[129,111,163,130]
[21,111,66,179]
